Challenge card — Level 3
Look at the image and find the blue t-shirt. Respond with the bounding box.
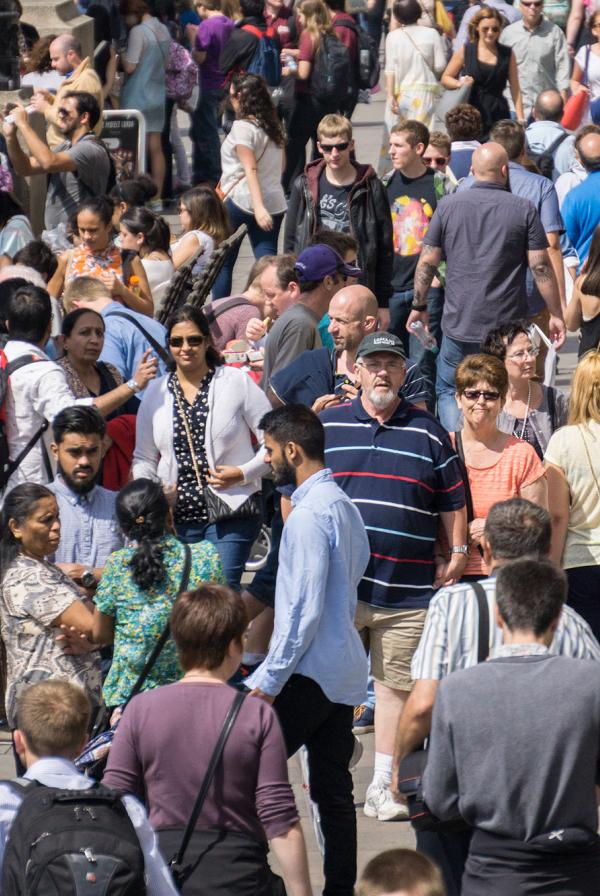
[100,302,168,390]
[562,170,600,270]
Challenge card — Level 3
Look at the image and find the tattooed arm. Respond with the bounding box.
[406,245,443,335]
[528,249,566,348]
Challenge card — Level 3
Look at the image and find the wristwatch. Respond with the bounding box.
[410,301,428,311]
[450,545,469,555]
[126,378,141,394]
[81,569,97,589]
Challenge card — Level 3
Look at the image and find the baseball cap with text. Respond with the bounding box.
[356,332,407,360]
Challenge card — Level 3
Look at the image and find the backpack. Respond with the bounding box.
[78,134,117,196]
[310,33,354,106]
[1,780,147,896]
[0,351,48,492]
[335,19,381,90]
[165,39,198,101]
[241,24,281,87]
[527,131,569,180]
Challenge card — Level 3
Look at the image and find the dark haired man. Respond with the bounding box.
[48,407,123,591]
[424,559,600,895]
[219,0,274,78]
[4,91,110,229]
[247,404,370,896]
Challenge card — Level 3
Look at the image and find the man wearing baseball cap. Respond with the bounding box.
[320,331,467,822]
[261,245,362,393]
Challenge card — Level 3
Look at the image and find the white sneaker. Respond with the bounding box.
[363,782,409,822]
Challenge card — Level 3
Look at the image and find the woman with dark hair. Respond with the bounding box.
[565,223,600,357]
[119,207,174,315]
[442,6,523,136]
[213,72,287,298]
[21,34,64,92]
[0,192,34,261]
[482,322,568,460]
[132,304,271,588]
[91,478,224,709]
[0,483,102,746]
[48,196,153,315]
[110,174,158,231]
[104,583,312,896]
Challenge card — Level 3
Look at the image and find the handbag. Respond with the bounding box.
[433,80,472,124]
[562,46,590,130]
[397,581,490,833]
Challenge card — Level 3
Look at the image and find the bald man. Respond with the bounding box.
[407,141,565,431]
[29,34,103,149]
[525,90,576,181]
[562,133,600,265]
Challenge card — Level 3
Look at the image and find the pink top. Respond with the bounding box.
[103,682,299,842]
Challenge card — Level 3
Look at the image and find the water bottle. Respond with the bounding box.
[410,320,438,354]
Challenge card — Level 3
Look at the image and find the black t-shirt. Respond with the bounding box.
[386,168,438,292]
[318,171,353,234]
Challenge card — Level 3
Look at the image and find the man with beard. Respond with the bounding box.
[319,332,467,822]
[246,404,370,896]
[48,406,123,593]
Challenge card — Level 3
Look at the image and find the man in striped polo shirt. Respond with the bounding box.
[320,331,467,822]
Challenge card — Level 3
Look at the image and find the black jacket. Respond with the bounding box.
[283,159,393,307]
[219,17,274,78]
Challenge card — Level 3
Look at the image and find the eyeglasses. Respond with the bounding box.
[320,141,350,154]
[168,336,205,348]
[480,25,500,31]
[506,348,540,361]
[463,389,501,402]
[521,1,543,7]
[361,359,405,372]
[424,156,448,166]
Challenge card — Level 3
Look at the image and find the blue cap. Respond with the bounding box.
[294,244,363,284]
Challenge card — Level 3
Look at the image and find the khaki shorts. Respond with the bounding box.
[355,602,428,691]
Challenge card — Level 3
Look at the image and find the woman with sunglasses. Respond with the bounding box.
[132,304,271,589]
[482,322,568,460]
[452,354,546,580]
[442,7,524,137]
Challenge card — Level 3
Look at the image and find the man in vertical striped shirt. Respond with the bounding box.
[320,331,467,822]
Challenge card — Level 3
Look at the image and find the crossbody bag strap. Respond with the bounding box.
[105,310,171,367]
[169,690,247,880]
[453,431,473,522]
[471,581,490,663]
[3,356,51,483]
[399,26,436,80]
[122,542,192,710]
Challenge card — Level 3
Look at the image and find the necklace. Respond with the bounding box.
[517,380,532,441]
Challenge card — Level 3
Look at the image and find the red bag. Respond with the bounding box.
[561,90,589,130]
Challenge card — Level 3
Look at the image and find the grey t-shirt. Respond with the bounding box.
[261,302,322,390]
[45,135,111,230]
[424,181,548,343]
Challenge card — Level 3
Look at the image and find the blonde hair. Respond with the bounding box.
[468,6,503,42]
[317,114,353,142]
[62,276,112,312]
[17,680,91,758]
[568,350,600,425]
[299,0,333,46]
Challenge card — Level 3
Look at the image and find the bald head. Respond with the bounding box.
[533,90,564,122]
[328,286,379,355]
[471,142,509,183]
[50,34,82,74]
[578,134,600,173]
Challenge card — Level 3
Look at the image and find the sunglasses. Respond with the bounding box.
[463,389,501,402]
[521,2,543,7]
[320,141,350,153]
[57,107,72,118]
[480,25,500,31]
[168,336,205,348]
[424,156,448,166]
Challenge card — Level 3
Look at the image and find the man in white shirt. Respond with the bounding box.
[0,679,177,895]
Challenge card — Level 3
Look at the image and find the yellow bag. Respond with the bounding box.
[435,0,454,35]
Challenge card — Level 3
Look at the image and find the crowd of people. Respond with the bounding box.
[1,0,600,893]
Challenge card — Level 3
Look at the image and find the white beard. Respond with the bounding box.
[367,387,396,410]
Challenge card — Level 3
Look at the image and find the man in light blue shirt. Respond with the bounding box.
[525,90,576,180]
[247,404,369,896]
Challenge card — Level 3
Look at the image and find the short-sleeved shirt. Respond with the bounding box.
[0,555,103,727]
[297,30,315,94]
[320,398,466,609]
[318,171,352,233]
[386,168,440,292]
[220,119,287,216]
[424,181,548,342]
[206,296,260,350]
[95,535,225,706]
[195,14,234,90]
[261,302,322,389]
[45,135,110,230]
[99,301,168,383]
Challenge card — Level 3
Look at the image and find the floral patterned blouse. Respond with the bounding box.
[94,535,225,707]
[64,241,123,285]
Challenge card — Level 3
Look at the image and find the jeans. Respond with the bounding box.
[389,286,443,410]
[436,334,481,432]
[191,87,224,186]
[212,200,284,299]
[245,501,283,610]
[416,829,473,896]
[567,566,600,643]
[274,674,357,896]
[176,515,262,590]
[357,0,385,48]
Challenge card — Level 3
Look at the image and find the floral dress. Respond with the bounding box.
[95,535,225,707]
[64,241,123,286]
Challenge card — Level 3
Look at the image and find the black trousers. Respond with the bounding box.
[282,94,338,194]
[416,828,473,896]
[274,674,356,896]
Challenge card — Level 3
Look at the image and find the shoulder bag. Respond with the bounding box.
[454,430,484,558]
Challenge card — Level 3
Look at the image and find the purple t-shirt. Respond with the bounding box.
[103,682,299,842]
[195,14,234,90]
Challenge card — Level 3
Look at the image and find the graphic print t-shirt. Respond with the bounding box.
[318,171,353,233]
[386,169,438,292]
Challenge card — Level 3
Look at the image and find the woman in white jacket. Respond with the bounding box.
[132,304,271,589]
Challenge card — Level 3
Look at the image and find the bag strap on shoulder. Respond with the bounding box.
[471,581,490,664]
[453,431,473,522]
[202,296,251,326]
[105,310,170,367]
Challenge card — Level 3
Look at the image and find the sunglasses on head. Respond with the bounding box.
[463,389,501,402]
[168,336,205,348]
[320,141,350,153]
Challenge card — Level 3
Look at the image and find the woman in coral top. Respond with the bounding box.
[452,354,547,579]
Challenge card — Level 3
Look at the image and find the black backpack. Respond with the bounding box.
[1,780,147,896]
[0,351,49,491]
[310,33,354,107]
[335,20,381,90]
[527,131,569,180]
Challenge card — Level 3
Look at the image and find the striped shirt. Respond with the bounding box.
[320,398,465,610]
[411,577,600,680]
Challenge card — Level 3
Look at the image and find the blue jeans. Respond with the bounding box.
[191,87,224,186]
[389,286,443,410]
[436,334,481,432]
[176,515,262,591]
[212,200,284,299]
